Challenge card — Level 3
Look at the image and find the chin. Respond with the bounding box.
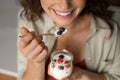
[54,19,73,27]
[55,22,70,27]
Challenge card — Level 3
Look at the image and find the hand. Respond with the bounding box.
[63,66,107,80]
[62,66,82,80]
[19,27,48,63]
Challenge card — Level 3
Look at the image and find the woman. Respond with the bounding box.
[17,0,120,80]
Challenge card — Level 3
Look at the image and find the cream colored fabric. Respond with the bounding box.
[17,12,120,80]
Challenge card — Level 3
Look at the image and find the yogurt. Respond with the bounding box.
[54,27,68,37]
[50,49,73,80]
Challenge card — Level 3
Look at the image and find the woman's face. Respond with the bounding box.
[40,0,86,27]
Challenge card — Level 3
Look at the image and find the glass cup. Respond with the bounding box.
[50,49,73,80]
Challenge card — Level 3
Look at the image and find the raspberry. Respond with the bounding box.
[65,64,71,68]
[57,58,63,64]
[51,64,55,68]
[64,61,69,64]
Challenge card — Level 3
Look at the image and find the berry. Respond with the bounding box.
[51,64,55,68]
[58,66,64,70]
[56,27,66,35]
[57,31,63,35]
[64,61,69,64]
[57,58,63,64]
[65,64,71,68]
[53,59,56,62]
[59,27,65,32]
[59,54,64,59]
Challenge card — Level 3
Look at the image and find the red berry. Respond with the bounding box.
[57,58,63,64]
[52,64,55,68]
[65,64,71,68]
[64,61,69,64]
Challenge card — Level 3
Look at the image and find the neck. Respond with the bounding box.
[67,14,91,33]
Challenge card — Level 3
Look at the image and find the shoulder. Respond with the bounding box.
[91,15,120,40]
[93,15,120,33]
[17,9,43,31]
[93,16,111,29]
[17,9,55,33]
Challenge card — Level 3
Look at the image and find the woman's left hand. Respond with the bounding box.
[62,66,83,80]
[63,67,107,80]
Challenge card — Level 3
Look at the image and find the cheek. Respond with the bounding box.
[76,0,86,13]
[40,0,49,10]
[75,0,86,8]
[40,0,52,8]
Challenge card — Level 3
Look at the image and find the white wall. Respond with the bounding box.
[0,0,19,75]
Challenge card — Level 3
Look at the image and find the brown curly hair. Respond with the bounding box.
[17,0,113,22]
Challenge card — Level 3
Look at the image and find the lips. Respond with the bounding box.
[53,9,74,17]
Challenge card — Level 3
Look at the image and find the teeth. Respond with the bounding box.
[55,10,72,16]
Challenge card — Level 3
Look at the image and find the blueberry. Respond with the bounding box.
[56,27,66,35]
[58,66,64,70]
[59,54,64,59]
[59,27,65,32]
[53,59,56,62]
[57,31,63,35]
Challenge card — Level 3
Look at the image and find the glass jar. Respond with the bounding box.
[50,49,73,80]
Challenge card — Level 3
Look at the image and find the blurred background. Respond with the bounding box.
[0,0,120,80]
[0,0,19,77]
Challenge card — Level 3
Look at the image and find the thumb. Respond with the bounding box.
[21,27,29,36]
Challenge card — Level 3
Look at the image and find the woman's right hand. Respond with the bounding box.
[19,27,48,63]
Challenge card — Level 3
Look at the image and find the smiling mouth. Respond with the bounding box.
[53,9,74,17]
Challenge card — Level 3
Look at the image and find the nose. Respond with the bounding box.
[59,0,71,10]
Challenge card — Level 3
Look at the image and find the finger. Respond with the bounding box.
[35,36,43,43]
[34,47,48,63]
[27,41,45,59]
[20,32,35,48]
[21,27,30,36]
[67,67,81,80]
[23,38,40,56]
